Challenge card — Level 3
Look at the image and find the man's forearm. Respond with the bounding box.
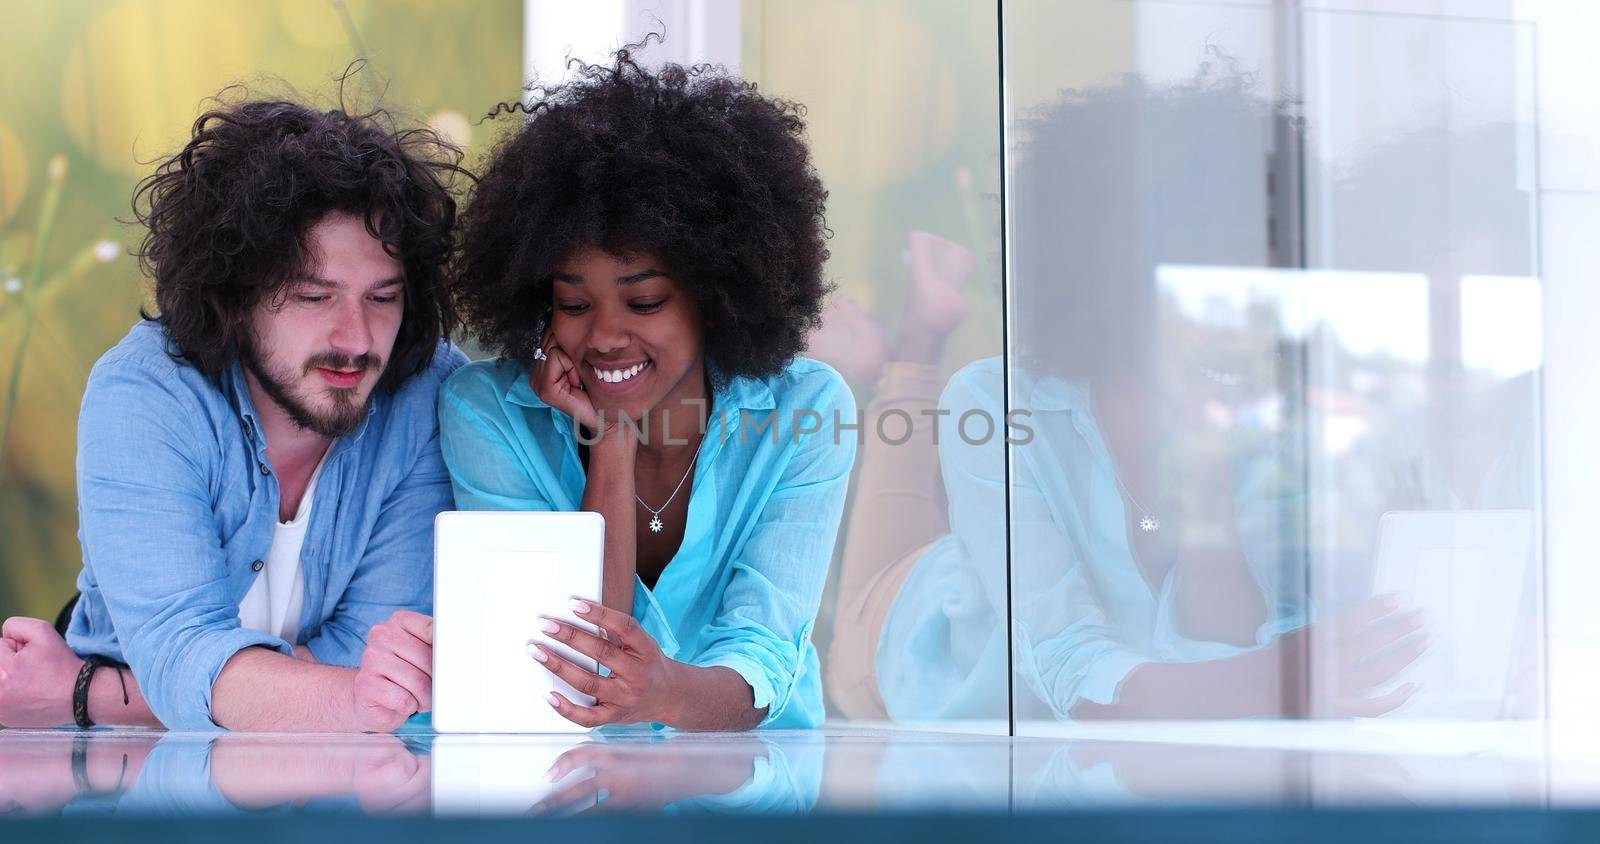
[211,647,360,732]
[210,738,360,808]
[88,667,162,728]
[88,645,320,729]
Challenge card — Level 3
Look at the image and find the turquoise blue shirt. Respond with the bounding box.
[878,357,1305,722]
[438,357,856,728]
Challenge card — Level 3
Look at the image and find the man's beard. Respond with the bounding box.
[240,340,383,439]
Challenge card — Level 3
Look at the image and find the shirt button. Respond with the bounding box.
[259,462,270,476]
[251,560,264,572]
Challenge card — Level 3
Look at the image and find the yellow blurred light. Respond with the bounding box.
[61,0,269,176]
[427,109,473,150]
[275,0,367,49]
[0,122,25,225]
[753,0,960,187]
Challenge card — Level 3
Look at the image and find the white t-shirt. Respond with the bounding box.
[238,454,328,644]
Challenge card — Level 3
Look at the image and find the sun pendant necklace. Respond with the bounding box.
[636,449,700,533]
[1112,472,1161,532]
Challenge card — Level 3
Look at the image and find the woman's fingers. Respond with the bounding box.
[1335,593,1405,634]
[529,643,619,701]
[540,617,632,669]
[1340,682,1420,718]
[569,600,654,654]
[545,743,604,783]
[529,771,602,816]
[1343,608,1424,658]
[551,346,584,392]
[1350,631,1430,691]
[546,691,619,728]
[530,342,598,428]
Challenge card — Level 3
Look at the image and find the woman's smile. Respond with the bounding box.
[585,357,653,395]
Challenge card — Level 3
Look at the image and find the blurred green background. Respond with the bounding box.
[0,0,524,620]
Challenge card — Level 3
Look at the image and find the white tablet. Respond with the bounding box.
[1366,509,1536,719]
[432,511,605,733]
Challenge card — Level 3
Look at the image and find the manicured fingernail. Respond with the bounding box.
[546,692,560,708]
[528,643,548,662]
[570,599,591,615]
[540,619,560,634]
[544,764,560,782]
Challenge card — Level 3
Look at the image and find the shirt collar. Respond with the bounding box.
[1015,366,1081,412]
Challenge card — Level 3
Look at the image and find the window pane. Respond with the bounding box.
[1001,0,1542,729]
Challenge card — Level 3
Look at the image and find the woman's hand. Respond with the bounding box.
[530,331,600,432]
[529,738,765,815]
[1305,593,1428,717]
[530,600,681,727]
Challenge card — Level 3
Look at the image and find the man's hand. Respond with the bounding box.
[0,618,84,728]
[349,611,434,733]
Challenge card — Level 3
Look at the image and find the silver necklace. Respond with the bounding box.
[1112,472,1161,532]
[636,449,699,533]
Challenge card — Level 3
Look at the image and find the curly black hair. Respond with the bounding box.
[453,45,831,382]
[1009,58,1296,384]
[133,89,467,392]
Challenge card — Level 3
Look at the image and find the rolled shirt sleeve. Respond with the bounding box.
[692,379,856,725]
[75,357,292,730]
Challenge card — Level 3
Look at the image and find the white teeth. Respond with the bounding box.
[593,362,647,383]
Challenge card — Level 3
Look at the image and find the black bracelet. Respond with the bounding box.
[72,655,114,729]
[113,666,130,707]
[70,735,130,797]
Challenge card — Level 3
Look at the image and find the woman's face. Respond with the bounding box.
[548,245,707,426]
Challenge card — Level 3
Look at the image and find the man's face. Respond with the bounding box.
[242,213,405,438]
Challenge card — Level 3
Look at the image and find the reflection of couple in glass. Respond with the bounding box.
[818,70,1480,722]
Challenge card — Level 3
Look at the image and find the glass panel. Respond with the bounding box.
[1002,0,1542,729]
[1299,6,1541,721]
[741,0,1012,730]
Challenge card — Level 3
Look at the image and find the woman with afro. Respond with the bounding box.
[438,48,856,730]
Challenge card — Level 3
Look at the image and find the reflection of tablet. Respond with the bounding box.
[1369,510,1535,719]
[430,735,595,816]
[433,511,605,733]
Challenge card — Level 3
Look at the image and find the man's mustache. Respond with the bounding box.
[303,352,381,375]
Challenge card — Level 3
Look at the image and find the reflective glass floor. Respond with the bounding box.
[2,721,1594,821]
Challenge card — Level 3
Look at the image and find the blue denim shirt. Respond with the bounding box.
[438,357,856,728]
[66,321,466,730]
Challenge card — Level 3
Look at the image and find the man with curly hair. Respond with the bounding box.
[0,96,467,731]
[437,48,855,730]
